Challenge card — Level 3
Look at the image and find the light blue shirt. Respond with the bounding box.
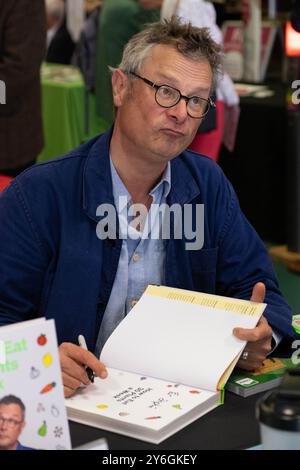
[95,157,171,356]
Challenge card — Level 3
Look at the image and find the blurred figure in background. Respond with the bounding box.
[0,0,46,177]
[46,0,75,65]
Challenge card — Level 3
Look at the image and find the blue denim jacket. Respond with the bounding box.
[0,129,296,351]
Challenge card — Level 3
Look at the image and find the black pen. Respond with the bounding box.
[78,334,95,383]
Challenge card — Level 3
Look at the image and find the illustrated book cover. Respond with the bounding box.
[0,318,71,450]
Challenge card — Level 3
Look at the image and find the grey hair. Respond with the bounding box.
[45,0,65,21]
[117,16,223,92]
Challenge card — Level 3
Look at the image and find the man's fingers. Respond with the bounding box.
[236,330,273,371]
[233,284,268,340]
[250,282,266,303]
[233,327,260,341]
[59,342,108,379]
[237,349,267,371]
[62,372,82,391]
[64,385,76,398]
[59,350,90,385]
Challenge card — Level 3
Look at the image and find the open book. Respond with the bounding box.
[67,285,266,444]
[0,318,71,450]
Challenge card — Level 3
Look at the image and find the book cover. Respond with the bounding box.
[67,285,266,444]
[0,318,71,450]
[226,357,299,398]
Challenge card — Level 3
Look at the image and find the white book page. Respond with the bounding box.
[67,368,217,431]
[101,289,265,392]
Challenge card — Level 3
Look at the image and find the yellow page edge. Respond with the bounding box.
[145,285,266,317]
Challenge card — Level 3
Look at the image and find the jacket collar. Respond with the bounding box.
[83,129,115,222]
[82,128,200,222]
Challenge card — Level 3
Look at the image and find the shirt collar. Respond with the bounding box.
[150,162,171,200]
[82,128,200,223]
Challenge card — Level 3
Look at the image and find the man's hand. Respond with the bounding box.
[233,282,273,371]
[59,343,108,398]
[138,0,163,9]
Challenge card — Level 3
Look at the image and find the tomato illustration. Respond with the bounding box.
[37,334,47,346]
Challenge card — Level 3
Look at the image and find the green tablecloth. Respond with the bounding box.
[38,64,108,163]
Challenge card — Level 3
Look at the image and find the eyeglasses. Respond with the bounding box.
[0,416,23,429]
[130,72,215,119]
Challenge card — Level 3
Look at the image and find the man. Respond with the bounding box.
[0,395,32,450]
[0,19,296,398]
[0,0,46,176]
[46,0,75,65]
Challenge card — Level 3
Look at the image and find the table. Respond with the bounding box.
[38,64,107,163]
[69,391,263,450]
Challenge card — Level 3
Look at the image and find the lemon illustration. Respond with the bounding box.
[43,353,52,367]
[96,404,108,409]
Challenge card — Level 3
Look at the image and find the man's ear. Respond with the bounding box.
[111,70,130,108]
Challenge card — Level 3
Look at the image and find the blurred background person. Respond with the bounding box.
[0,0,46,177]
[46,0,76,65]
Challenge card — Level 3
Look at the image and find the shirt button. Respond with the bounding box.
[131,299,138,308]
[132,253,140,262]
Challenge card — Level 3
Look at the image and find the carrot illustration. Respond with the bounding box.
[40,382,56,394]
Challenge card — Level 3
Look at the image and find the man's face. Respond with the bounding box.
[112,44,213,164]
[0,404,25,450]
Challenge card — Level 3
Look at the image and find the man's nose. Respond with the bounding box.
[166,98,188,122]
